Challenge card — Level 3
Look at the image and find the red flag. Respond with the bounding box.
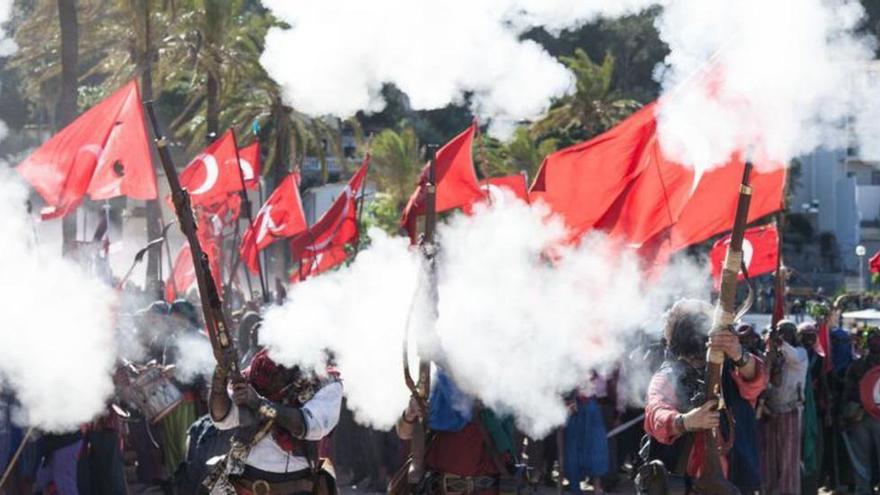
[528,104,659,236]
[290,157,370,261]
[666,161,786,251]
[166,246,195,302]
[637,162,786,274]
[289,245,349,284]
[817,321,832,372]
[240,173,308,274]
[400,124,482,240]
[529,102,786,250]
[17,80,157,219]
[708,224,779,288]
[238,141,261,190]
[870,250,880,273]
[463,174,530,214]
[179,129,248,205]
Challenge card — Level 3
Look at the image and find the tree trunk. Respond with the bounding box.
[141,0,164,292]
[267,98,292,290]
[57,0,78,256]
[206,69,220,143]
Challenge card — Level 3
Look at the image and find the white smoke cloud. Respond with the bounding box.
[172,332,216,384]
[262,0,880,168]
[260,1,659,137]
[261,195,707,436]
[654,0,880,171]
[261,230,423,430]
[0,173,117,431]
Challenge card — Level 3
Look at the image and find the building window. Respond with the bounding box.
[872,171,880,185]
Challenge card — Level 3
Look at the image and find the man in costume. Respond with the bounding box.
[797,322,829,495]
[644,299,766,494]
[760,319,808,495]
[395,369,516,495]
[208,348,342,494]
[842,327,880,495]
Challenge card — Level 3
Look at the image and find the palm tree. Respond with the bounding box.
[531,49,640,146]
[370,125,421,211]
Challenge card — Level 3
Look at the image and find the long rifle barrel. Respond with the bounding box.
[695,160,753,495]
[143,101,243,381]
[408,144,439,486]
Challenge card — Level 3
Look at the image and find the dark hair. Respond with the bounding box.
[664,299,712,359]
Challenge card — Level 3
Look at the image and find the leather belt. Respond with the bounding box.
[232,477,314,495]
[441,473,499,495]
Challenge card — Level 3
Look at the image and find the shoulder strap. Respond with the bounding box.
[471,404,510,476]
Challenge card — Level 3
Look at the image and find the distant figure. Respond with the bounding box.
[842,327,880,495]
[760,320,808,495]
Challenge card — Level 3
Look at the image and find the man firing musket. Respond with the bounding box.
[144,102,342,495]
[643,162,769,495]
[390,145,520,495]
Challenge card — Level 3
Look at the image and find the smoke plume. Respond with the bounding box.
[654,0,880,171]
[0,173,117,431]
[261,196,707,436]
[262,230,423,430]
[262,0,880,166]
[259,0,658,136]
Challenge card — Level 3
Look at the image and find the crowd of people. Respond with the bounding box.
[1,281,880,495]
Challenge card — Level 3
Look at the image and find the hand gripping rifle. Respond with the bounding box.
[403,144,439,488]
[694,161,755,495]
[143,102,244,384]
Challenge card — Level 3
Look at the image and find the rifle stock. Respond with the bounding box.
[694,161,754,495]
[143,101,244,382]
[407,144,439,487]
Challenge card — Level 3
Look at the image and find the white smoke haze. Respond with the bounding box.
[262,0,880,167]
[0,173,117,432]
[260,0,662,137]
[261,195,708,436]
[172,333,216,384]
[654,0,880,171]
[261,230,423,430]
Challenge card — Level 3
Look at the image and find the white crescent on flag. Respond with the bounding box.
[190,153,220,195]
[256,205,287,244]
[239,158,255,182]
[742,238,754,271]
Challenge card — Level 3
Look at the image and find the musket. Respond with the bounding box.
[143,101,244,383]
[694,160,754,495]
[404,144,439,488]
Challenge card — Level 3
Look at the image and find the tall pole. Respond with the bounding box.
[140,0,164,293]
[57,0,79,257]
[229,129,266,303]
[406,144,438,486]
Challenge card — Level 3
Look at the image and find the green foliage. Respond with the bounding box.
[532,49,641,147]
[369,125,421,211]
[365,192,404,235]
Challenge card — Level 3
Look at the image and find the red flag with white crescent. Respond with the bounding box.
[17,80,157,219]
[179,129,252,205]
[290,156,370,261]
[240,173,308,274]
[708,224,779,288]
[290,245,349,284]
[238,141,261,190]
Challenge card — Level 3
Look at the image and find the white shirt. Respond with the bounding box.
[767,342,808,413]
[213,381,343,473]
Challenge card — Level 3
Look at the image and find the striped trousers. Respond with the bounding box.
[760,408,801,495]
